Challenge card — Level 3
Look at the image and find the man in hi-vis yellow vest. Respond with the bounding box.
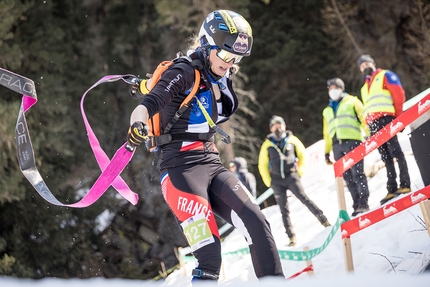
[357,54,410,205]
[323,78,370,216]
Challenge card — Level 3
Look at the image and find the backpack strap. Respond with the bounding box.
[145,67,201,151]
[148,57,203,180]
[164,68,201,132]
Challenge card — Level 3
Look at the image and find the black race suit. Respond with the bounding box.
[140,51,284,279]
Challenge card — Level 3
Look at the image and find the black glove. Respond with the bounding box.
[325,153,333,165]
[129,78,144,99]
[126,121,149,150]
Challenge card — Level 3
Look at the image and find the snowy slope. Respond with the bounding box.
[164,131,430,286]
[2,131,430,286]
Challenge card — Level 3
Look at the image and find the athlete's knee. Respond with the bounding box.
[238,201,271,233]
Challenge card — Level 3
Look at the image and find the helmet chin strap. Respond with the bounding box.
[208,66,222,82]
[196,46,222,82]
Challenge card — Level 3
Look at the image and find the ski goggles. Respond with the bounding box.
[212,46,243,63]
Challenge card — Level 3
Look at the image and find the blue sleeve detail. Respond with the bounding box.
[385,71,402,85]
[329,99,340,113]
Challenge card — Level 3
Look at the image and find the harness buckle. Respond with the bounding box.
[212,125,231,144]
[145,136,156,151]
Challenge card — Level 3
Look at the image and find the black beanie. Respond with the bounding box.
[357,54,375,67]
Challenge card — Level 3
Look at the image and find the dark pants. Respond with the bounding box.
[369,116,410,193]
[271,173,327,239]
[333,140,370,210]
[161,158,283,279]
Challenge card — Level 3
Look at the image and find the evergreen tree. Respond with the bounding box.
[242,0,338,147]
[0,0,112,278]
[1,0,429,281]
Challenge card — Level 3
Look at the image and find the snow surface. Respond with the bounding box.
[2,131,430,286]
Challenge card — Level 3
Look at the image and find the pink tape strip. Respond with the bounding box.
[23,95,37,112]
[80,75,139,205]
[3,66,139,208]
[67,143,135,207]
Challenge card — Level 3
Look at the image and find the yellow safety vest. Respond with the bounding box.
[360,70,395,117]
[322,94,367,154]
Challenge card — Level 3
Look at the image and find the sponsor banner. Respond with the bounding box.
[334,92,430,177]
[341,185,430,238]
[1,67,139,207]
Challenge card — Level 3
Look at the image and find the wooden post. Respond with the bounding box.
[303,246,314,277]
[419,199,430,237]
[336,176,348,210]
[220,261,226,280]
[336,176,355,272]
[176,247,188,276]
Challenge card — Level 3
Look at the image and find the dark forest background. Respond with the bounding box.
[1,0,429,281]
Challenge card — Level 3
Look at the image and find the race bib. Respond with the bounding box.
[181,213,215,251]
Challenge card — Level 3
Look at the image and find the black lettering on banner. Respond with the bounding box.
[0,67,68,206]
[16,121,28,145]
[11,79,22,91]
[0,73,12,85]
[23,82,34,94]
[35,181,59,203]
[0,68,37,98]
[1,67,138,208]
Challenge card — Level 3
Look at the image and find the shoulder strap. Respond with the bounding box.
[162,68,201,135]
[148,59,202,180]
[147,61,173,90]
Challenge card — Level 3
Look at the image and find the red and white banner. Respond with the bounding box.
[341,185,430,238]
[333,92,430,177]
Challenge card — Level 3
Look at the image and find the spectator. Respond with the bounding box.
[357,54,411,205]
[323,77,370,216]
[258,115,331,247]
[229,157,257,199]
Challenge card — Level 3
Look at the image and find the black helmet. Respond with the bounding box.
[327,78,345,91]
[199,10,253,57]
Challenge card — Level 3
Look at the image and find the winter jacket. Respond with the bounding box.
[258,131,306,187]
[360,68,406,124]
[322,93,368,154]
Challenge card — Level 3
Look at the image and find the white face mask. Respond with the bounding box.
[328,89,343,101]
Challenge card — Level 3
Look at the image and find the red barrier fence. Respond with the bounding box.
[331,90,430,271]
[286,265,313,280]
[341,185,430,238]
[333,92,430,177]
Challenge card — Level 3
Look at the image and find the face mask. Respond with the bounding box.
[329,89,343,101]
[274,128,285,138]
[362,67,374,76]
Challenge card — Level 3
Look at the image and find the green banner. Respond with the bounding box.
[179,210,350,263]
[277,210,350,260]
